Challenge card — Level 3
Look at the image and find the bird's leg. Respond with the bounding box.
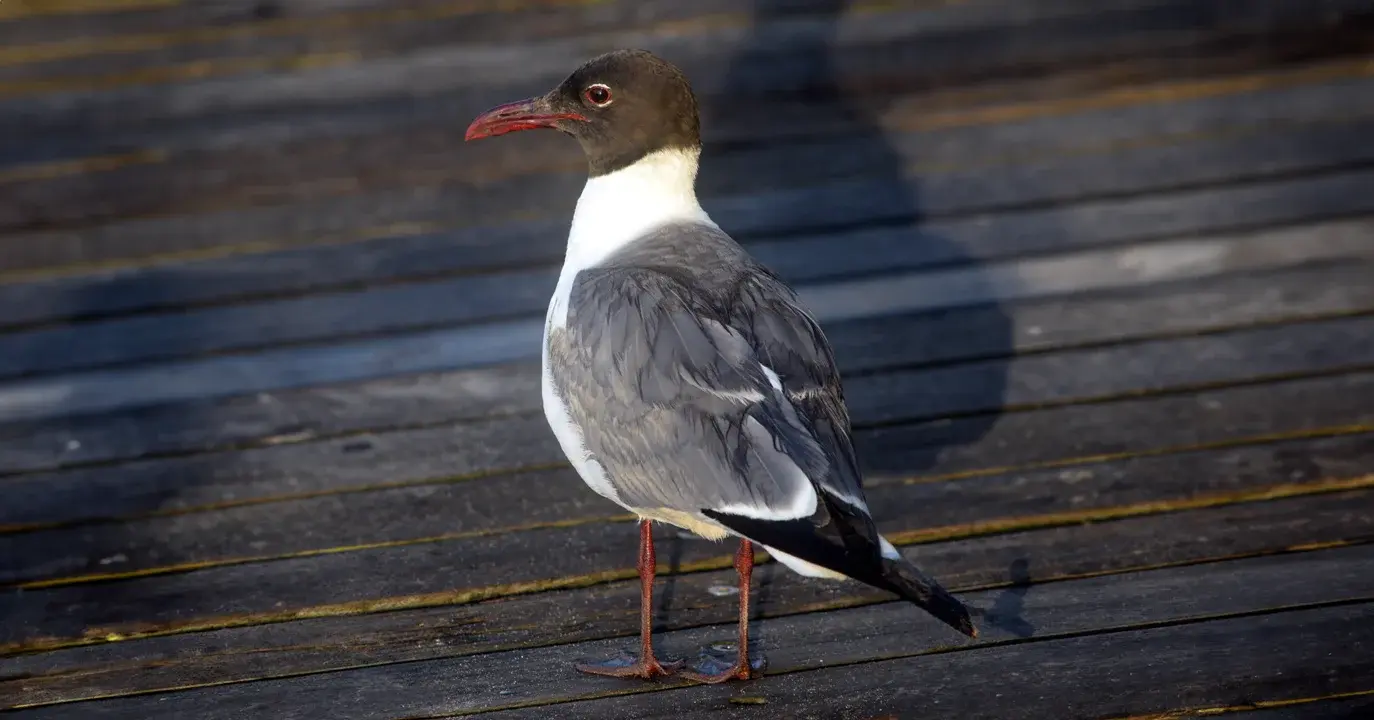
[681,539,760,684]
[574,519,682,679]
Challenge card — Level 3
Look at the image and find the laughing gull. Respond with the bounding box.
[465,49,976,684]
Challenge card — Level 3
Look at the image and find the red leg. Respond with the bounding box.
[575,520,682,679]
[681,539,759,684]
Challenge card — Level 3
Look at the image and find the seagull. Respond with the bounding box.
[465,49,976,684]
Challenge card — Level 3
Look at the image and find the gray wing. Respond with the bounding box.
[550,255,867,521]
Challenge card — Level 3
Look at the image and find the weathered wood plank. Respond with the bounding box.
[10,28,1370,190]
[3,402,1369,592]
[6,503,1371,712]
[0,0,1110,85]
[6,0,1362,131]
[1179,694,1374,720]
[3,164,1372,328]
[3,262,1373,478]
[6,304,1374,534]
[480,604,1374,720]
[2,221,1371,423]
[2,402,1371,651]
[2,209,1370,380]
[5,97,1371,281]
[0,0,756,53]
[0,361,542,475]
[8,55,1374,237]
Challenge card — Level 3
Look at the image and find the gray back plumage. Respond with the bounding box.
[546,221,868,519]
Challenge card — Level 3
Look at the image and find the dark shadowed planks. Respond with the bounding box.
[1,203,1372,380]
[3,422,1372,655]
[1,164,1373,329]
[477,604,1374,720]
[1177,694,1374,720]
[7,539,1373,715]
[2,219,1373,423]
[7,305,1374,532]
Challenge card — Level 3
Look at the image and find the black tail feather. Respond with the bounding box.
[877,556,977,638]
[701,507,978,638]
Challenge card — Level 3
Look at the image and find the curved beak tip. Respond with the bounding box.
[465,98,586,142]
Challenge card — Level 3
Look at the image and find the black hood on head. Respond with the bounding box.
[544,49,702,176]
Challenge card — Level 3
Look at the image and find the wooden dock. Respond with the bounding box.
[2,0,1374,717]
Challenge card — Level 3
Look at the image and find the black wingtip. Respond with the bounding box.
[880,557,978,639]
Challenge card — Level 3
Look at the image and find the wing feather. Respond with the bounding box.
[551,226,866,523]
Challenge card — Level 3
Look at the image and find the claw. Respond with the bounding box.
[575,650,683,680]
[678,644,766,684]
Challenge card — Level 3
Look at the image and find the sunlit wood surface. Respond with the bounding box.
[2,0,1373,717]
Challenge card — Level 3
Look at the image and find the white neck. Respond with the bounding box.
[564,147,714,270]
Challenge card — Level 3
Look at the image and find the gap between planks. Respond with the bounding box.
[5,72,1373,264]
[3,49,1369,189]
[0,0,961,71]
[10,544,1374,714]
[6,430,1373,589]
[6,421,1373,586]
[0,0,177,21]
[427,601,1374,719]
[4,216,1373,425]
[4,227,1371,388]
[3,327,1372,529]
[3,471,1372,657]
[1112,689,1374,720]
[0,52,1370,286]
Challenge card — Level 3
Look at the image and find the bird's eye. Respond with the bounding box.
[584,84,612,107]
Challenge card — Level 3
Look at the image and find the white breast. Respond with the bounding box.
[546,147,715,330]
[540,146,716,506]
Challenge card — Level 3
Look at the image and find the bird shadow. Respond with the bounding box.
[674,0,1015,659]
[973,558,1037,639]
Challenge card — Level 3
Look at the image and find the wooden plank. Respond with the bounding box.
[9,27,1370,186]
[3,405,1370,591]
[3,266,1374,478]
[479,605,1374,720]
[2,207,1371,380]
[2,221,1372,423]
[6,307,1374,533]
[0,0,758,51]
[5,0,1359,124]
[0,0,178,24]
[5,498,1372,711]
[8,54,1374,238]
[1179,694,1374,719]
[0,0,1107,84]
[5,100,1372,281]
[2,164,1372,328]
[2,393,1371,650]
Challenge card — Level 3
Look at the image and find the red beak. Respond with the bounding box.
[464,96,587,141]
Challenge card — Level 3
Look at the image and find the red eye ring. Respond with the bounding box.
[584,84,612,106]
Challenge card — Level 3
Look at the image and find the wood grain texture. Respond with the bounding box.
[476,604,1374,720]
[2,220,1372,423]
[3,417,1371,652]
[5,484,1373,708]
[6,29,1369,190]
[7,54,1374,238]
[5,0,1365,126]
[7,305,1374,532]
[4,1,1371,715]
[1,210,1372,380]
[5,73,1374,275]
[4,404,1371,589]
[3,272,1373,477]
[7,533,1372,714]
[2,164,1372,328]
[1178,694,1374,719]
